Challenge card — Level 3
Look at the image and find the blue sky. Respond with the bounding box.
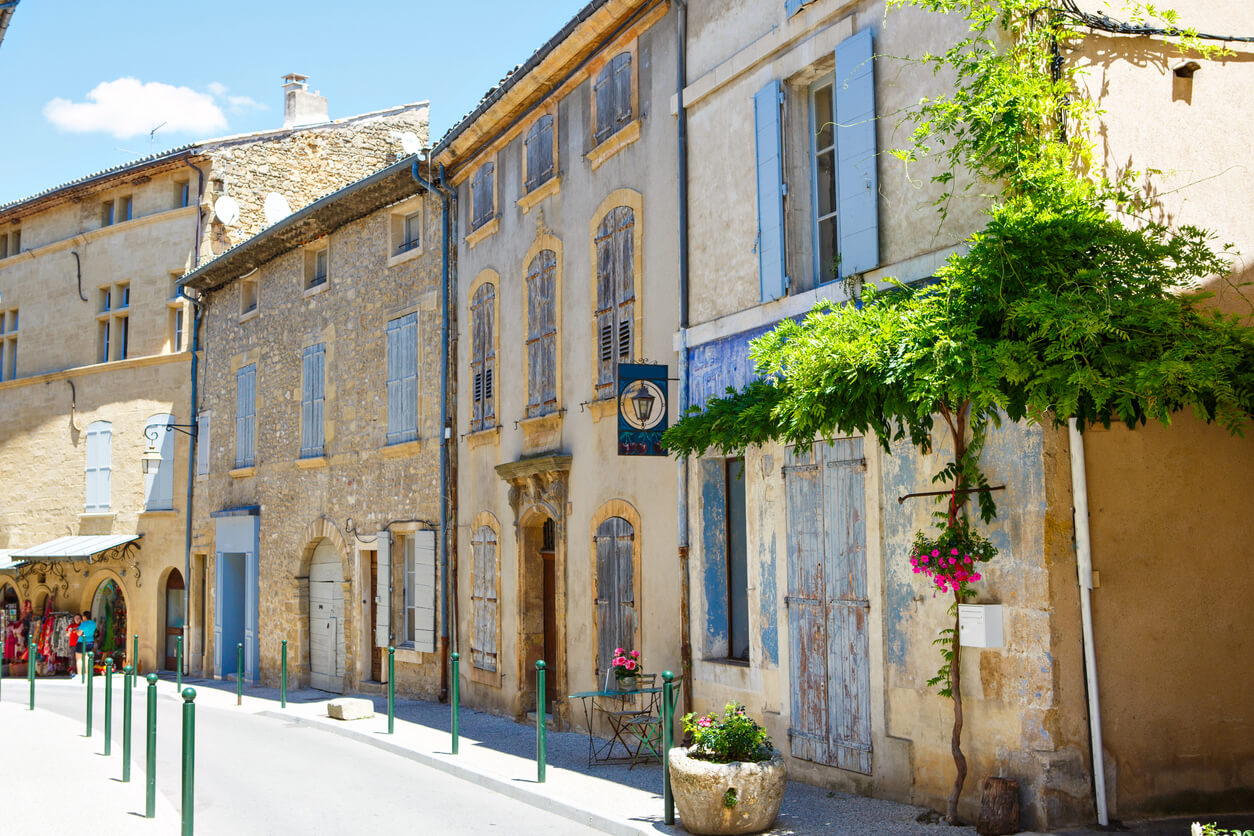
[0,0,593,206]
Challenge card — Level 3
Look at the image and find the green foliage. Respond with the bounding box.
[722,788,739,809]
[682,703,774,764]
[927,621,957,699]
[910,518,997,600]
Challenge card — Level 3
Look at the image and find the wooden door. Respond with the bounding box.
[594,516,636,676]
[784,438,873,774]
[309,541,345,693]
[542,545,557,712]
[164,570,185,671]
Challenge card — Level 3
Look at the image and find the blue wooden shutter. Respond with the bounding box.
[754,80,787,302]
[413,529,437,653]
[387,314,418,443]
[785,0,818,16]
[235,365,255,467]
[213,552,224,674]
[834,28,879,278]
[144,413,175,510]
[301,344,325,457]
[784,447,829,764]
[85,420,112,512]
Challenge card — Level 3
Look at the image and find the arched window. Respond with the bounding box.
[470,282,496,432]
[144,413,175,511]
[525,250,558,417]
[524,114,555,192]
[470,524,499,673]
[594,206,636,397]
[85,420,112,513]
[594,515,636,673]
[593,52,633,144]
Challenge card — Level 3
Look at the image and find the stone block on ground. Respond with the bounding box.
[327,698,375,720]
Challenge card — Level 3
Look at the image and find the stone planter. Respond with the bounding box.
[668,747,786,835]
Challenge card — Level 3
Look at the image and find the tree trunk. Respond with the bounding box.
[947,593,966,824]
[976,777,1021,836]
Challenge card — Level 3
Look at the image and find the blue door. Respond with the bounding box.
[217,552,247,677]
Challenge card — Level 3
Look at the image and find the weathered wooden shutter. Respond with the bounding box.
[235,365,255,467]
[754,80,787,302]
[526,250,558,417]
[144,413,175,511]
[470,283,495,431]
[196,412,210,476]
[301,343,325,457]
[525,116,554,191]
[412,529,437,653]
[784,447,829,764]
[823,437,872,773]
[834,28,879,278]
[595,516,636,673]
[85,420,112,512]
[376,530,391,648]
[594,63,614,143]
[386,314,418,444]
[595,207,636,397]
[612,52,633,127]
[470,526,498,672]
[471,164,494,230]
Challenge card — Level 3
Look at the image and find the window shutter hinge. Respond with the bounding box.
[780,182,788,197]
[777,89,785,105]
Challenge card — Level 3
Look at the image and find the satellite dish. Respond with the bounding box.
[263,192,292,226]
[214,195,240,227]
[398,131,421,155]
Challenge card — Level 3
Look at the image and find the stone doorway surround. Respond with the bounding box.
[496,454,571,727]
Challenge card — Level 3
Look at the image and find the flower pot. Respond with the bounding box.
[668,747,786,835]
[615,674,639,691]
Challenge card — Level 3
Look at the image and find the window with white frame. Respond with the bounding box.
[400,212,421,254]
[524,114,555,192]
[97,283,130,362]
[85,420,112,513]
[594,206,636,398]
[593,52,633,144]
[469,283,496,432]
[143,413,175,511]
[470,163,495,231]
[401,529,436,652]
[0,308,17,381]
[240,276,259,316]
[386,313,419,444]
[305,245,329,290]
[300,343,326,458]
[235,364,256,468]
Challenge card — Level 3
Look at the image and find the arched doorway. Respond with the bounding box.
[1,583,19,664]
[308,540,345,693]
[90,577,128,669]
[164,570,185,671]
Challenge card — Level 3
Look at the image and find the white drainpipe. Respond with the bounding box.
[1067,417,1109,827]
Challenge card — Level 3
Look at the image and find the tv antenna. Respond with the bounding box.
[149,121,167,154]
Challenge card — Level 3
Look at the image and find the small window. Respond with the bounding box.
[118,315,130,360]
[100,287,112,313]
[241,277,258,315]
[9,230,18,255]
[98,320,111,363]
[400,212,421,253]
[593,52,633,144]
[119,283,130,309]
[175,180,191,208]
[525,114,555,192]
[172,306,185,351]
[1,307,17,381]
[102,200,115,227]
[470,163,495,231]
[386,313,419,444]
[120,195,133,222]
[305,246,329,290]
[0,236,6,259]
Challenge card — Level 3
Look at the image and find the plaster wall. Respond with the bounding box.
[191,195,444,696]
[451,6,683,726]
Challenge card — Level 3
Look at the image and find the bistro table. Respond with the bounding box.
[568,684,664,767]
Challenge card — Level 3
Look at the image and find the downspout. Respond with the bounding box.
[674,0,694,716]
[412,156,455,702]
[175,157,206,678]
[1067,418,1109,827]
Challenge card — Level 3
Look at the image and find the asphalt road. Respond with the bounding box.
[2,673,605,836]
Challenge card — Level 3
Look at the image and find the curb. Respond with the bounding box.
[258,710,670,836]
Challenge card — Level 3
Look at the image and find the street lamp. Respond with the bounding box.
[630,381,655,424]
[141,423,196,475]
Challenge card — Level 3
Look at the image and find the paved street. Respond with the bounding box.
[1,674,604,835]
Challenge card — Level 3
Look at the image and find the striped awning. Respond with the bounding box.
[7,534,142,562]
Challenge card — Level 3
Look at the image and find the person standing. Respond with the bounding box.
[77,611,96,676]
[66,614,82,675]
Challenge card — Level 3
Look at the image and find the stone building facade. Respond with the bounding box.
[0,80,428,678]
[180,159,446,696]
[434,0,683,726]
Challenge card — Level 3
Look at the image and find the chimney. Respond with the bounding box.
[282,73,329,129]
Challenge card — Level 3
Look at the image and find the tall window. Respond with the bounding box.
[594,206,636,398]
[524,115,555,192]
[0,308,16,381]
[810,77,839,285]
[593,52,633,144]
[595,515,636,673]
[399,212,421,254]
[85,420,112,513]
[470,525,499,672]
[300,343,326,458]
[386,313,418,444]
[235,364,256,468]
[725,458,750,661]
[97,283,129,362]
[144,413,175,511]
[525,250,558,417]
[469,283,496,432]
[470,163,495,231]
[401,529,436,652]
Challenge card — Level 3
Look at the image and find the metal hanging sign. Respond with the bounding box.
[617,362,669,456]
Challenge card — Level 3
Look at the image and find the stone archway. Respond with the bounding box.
[294,518,354,691]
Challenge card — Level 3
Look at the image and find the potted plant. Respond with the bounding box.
[610,647,641,690]
[669,703,786,835]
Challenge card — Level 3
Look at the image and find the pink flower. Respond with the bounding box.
[613,656,626,667]
[972,572,981,581]
[698,717,712,727]
[963,557,971,564]
[625,660,637,671]
[614,647,624,655]
[630,650,640,658]
[921,557,929,564]
[932,549,940,557]
[951,548,959,555]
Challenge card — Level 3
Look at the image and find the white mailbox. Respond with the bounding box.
[958,604,1004,648]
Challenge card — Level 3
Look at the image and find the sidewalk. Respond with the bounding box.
[177,674,988,836]
[0,699,180,835]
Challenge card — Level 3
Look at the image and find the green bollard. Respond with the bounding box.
[387,646,395,734]
[122,665,134,782]
[86,651,94,734]
[176,635,183,693]
[451,652,460,755]
[235,643,243,706]
[181,688,197,836]
[536,660,546,783]
[280,640,288,709]
[104,658,114,755]
[28,640,35,710]
[145,673,158,818]
[132,635,139,688]
[662,671,676,825]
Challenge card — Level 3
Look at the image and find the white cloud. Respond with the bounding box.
[206,81,228,98]
[44,78,228,140]
[226,94,266,114]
